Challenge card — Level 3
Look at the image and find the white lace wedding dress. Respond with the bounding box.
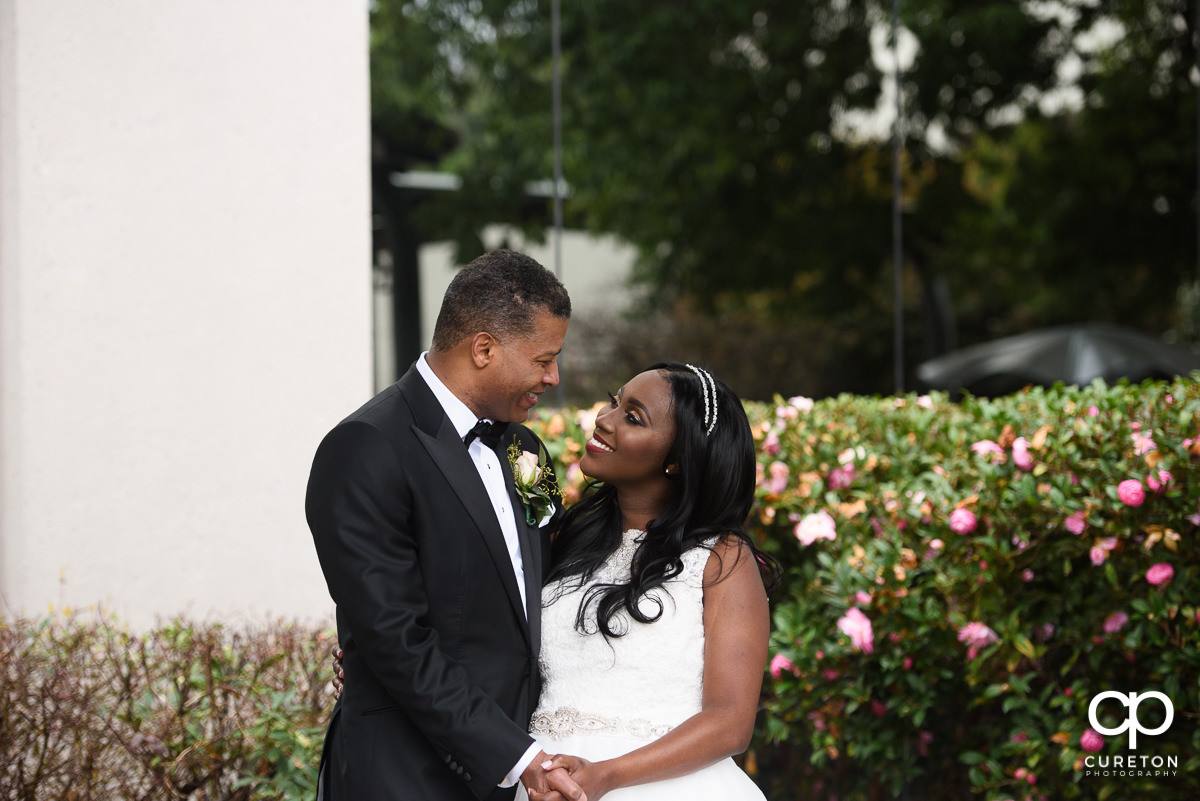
[519,529,767,800]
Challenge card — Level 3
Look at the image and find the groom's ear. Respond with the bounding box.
[469,332,497,368]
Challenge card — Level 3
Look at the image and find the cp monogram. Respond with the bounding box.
[1088,691,1174,749]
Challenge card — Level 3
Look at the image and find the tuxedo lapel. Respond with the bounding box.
[412,421,531,636]
[499,440,542,658]
[399,370,532,647]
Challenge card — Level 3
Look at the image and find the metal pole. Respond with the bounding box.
[1195,0,1199,290]
[552,0,566,406]
[892,0,905,393]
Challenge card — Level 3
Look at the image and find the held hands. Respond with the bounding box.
[531,754,613,801]
[521,751,588,801]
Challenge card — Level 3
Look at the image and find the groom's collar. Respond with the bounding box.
[415,352,491,440]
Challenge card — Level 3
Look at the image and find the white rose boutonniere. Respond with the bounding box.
[506,440,560,525]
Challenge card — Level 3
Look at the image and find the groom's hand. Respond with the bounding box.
[521,750,586,801]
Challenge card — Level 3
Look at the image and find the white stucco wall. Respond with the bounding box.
[0,1,371,626]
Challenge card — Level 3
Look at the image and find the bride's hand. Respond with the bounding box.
[540,754,613,801]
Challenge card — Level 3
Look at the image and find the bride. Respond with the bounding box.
[335,362,778,801]
[521,362,777,801]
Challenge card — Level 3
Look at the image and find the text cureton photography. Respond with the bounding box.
[1083,690,1183,781]
[1083,754,1179,778]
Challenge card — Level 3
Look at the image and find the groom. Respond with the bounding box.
[307,250,583,801]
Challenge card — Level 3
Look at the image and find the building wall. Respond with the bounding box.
[0,1,372,626]
[417,229,638,358]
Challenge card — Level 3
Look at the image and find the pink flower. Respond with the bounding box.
[1011,731,1028,743]
[903,657,913,670]
[1080,728,1105,752]
[822,668,841,681]
[949,508,977,535]
[576,406,600,435]
[837,607,875,653]
[1103,611,1129,633]
[1188,501,1200,527]
[827,464,855,490]
[1131,431,1157,455]
[1146,469,1172,493]
[762,430,780,456]
[1090,537,1117,566]
[765,461,789,494]
[1022,569,1035,582]
[971,439,1005,458]
[794,511,837,546]
[1087,405,1100,417]
[1065,511,1087,535]
[513,450,541,485]
[769,653,797,678]
[1117,479,1145,507]
[928,538,945,551]
[1146,563,1175,586]
[870,699,888,716]
[957,621,999,659]
[917,395,934,409]
[787,395,814,412]
[1012,437,1034,471]
[775,405,799,420]
[855,591,872,606]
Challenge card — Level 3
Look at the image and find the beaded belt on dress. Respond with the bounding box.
[530,706,674,740]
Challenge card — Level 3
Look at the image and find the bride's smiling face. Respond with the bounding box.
[580,370,677,489]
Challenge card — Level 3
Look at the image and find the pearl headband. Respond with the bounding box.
[685,364,718,435]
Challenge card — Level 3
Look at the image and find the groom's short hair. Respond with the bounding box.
[431,249,572,351]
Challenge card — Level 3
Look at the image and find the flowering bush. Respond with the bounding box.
[530,377,1200,800]
[737,378,1199,800]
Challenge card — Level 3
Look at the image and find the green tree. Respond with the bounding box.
[369,0,1197,397]
[939,0,1198,342]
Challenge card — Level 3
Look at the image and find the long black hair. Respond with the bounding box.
[546,362,780,637]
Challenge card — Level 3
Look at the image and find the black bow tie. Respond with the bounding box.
[463,419,505,449]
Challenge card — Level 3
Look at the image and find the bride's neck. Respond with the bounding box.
[616,495,664,533]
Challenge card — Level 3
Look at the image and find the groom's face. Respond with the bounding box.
[476,310,568,423]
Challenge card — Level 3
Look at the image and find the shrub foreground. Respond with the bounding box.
[2,378,1196,800]
[0,617,332,800]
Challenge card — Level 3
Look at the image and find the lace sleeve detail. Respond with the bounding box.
[679,536,722,589]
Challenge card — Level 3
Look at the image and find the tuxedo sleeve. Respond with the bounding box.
[306,420,535,798]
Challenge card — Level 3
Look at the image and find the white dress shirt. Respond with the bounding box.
[415,354,542,785]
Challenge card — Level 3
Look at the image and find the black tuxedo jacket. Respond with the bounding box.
[307,366,548,801]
